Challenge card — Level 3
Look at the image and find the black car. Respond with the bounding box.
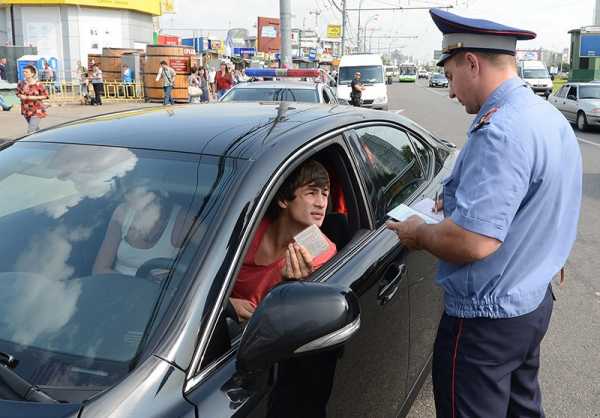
[0,102,456,418]
[429,73,449,88]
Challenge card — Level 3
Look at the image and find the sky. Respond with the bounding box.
[159,0,594,62]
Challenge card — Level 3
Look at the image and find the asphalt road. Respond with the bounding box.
[394,80,600,418]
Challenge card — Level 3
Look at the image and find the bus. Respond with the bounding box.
[398,64,417,82]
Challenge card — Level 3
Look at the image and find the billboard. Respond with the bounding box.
[2,0,161,15]
[257,17,281,53]
[580,34,600,58]
[327,24,342,39]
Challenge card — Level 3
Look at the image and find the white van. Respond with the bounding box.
[518,60,553,99]
[337,54,388,110]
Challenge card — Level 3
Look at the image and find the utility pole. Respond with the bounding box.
[341,0,347,56]
[357,0,364,54]
[280,0,292,68]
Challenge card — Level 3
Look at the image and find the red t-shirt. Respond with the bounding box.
[232,218,337,307]
[215,71,233,91]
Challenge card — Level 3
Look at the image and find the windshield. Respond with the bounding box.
[578,85,600,99]
[221,87,319,103]
[522,68,549,79]
[0,143,234,400]
[400,66,416,75]
[339,65,384,84]
[432,74,447,81]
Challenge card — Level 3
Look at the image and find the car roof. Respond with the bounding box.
[22,102,430,160]
[233,81,319,90]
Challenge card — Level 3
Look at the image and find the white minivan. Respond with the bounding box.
[518,60,553,99]
[337,54,388,110]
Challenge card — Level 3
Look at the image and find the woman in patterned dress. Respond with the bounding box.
[16,65,48,134]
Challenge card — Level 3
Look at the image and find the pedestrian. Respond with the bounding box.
[214,62,233,99]
[155,60,176,106]
[16,65,48,133]
[199,67,210,103]
[0,57,7,80]
[350,71,365,107]
[187,66,202,104]
[122,64,134,97]
[386,9,582,418]
[208,66,217,100]
[90,63,104,105]
[0,95,12,111]
[42,62,55,83]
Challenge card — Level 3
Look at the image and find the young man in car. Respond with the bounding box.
[230,159,337,321]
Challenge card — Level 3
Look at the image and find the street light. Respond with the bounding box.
[363,15,379,53]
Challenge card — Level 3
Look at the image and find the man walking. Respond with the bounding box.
[387,9,582,418]
[155,60,176,105]
[350,72,365,107]
[91,63,104,106]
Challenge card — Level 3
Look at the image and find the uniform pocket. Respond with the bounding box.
[441,174,458,218]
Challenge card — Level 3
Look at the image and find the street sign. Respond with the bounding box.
[308,48,317,61]
[233,47,256,57]
[327,24,342,39]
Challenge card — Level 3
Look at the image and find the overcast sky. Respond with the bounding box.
[160,0,594,62]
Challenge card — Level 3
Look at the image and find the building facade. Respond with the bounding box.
[0,1,160,80]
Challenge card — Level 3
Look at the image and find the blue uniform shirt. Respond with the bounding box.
[438,77,582,319]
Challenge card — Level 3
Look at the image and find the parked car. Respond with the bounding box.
[549,82,600,131]
[429,73,449,88]
[418,69,429,79]
[220,81,341,105]
[0,102,456,418]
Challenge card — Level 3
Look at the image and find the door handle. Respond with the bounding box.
[377,264,407,305]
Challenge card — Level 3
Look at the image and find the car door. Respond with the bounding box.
[182,135,410,418]
[550,85,568,116]
[564,85,579,122]
[326,124,438,418]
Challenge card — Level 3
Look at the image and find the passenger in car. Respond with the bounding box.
[93,188,190,276]
[230,160,337,320]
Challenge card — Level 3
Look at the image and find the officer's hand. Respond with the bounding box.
[433,198,444,213]
[386,215,425,250]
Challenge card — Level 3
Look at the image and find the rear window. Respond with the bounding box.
[222,87,319,103]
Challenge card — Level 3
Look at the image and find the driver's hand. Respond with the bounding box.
[230,297,256,321]
[282,243,314,280]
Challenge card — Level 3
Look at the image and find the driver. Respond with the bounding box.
[230,160,337,320]
[93,188,189,276]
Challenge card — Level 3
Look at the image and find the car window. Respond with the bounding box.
[221,87,319,103]
[567,86,577,99]
[579,85,600,99]
[408,133,432,177]
[0,142,235,397]
[354,125,426,222]
[556,86,568,98]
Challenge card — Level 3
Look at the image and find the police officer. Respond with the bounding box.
[350,71,365,106]
[387,9,582,418]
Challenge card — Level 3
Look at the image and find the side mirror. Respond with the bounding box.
[567,94,577,101]
[550,75,555,81]
[236,281,360,376]
[337,98,350,105]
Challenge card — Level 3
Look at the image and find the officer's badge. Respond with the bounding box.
[472,107,499,132]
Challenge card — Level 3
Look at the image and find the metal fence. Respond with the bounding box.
[40,81,145,103]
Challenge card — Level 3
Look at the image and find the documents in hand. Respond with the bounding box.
[387,198,444,224]
[294,224,330,258]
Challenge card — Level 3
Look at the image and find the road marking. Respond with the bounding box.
[577,137,600,148]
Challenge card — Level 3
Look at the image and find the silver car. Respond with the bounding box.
[220,80,341,105]
[549,82,600,131]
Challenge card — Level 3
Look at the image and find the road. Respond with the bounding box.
[393,80,600,418]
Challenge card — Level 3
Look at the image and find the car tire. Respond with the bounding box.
[577,111,588,132]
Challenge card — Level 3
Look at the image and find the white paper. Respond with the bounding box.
[294,224,330,258]
[387,199,443,225]
[411,198,445,223]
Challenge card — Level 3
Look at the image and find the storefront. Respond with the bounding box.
[0,1,162,81]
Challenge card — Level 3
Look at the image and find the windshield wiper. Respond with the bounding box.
[0,352,58,403]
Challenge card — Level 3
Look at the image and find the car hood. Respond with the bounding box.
[0,401,80,418]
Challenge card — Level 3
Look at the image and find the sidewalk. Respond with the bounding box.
[0,102,162,141]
